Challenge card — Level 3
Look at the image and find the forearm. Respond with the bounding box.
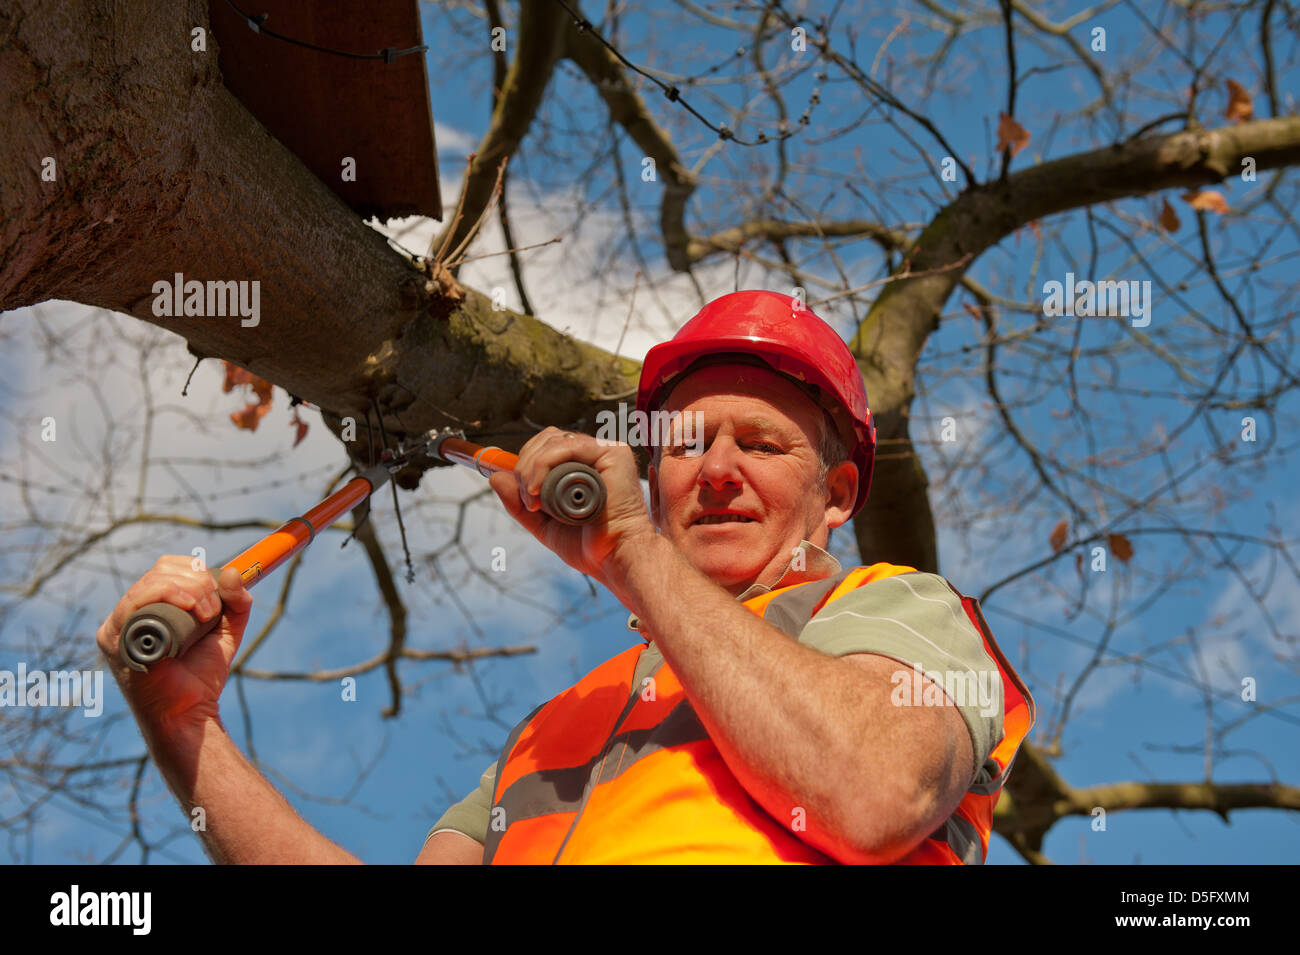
[608,536,892,859]
[147,717,362,865]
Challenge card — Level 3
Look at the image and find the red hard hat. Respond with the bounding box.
[637,289,876,516]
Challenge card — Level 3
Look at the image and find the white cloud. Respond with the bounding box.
[1202,542,1300,695]
[433,121,477,156]
[368,178,748,366]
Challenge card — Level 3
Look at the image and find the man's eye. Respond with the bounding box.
[748,442,781,453]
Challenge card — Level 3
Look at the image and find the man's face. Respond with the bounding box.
[647,362,857,596]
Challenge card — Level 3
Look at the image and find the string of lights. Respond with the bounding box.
[550,0,820,146]
[221,0,428,64]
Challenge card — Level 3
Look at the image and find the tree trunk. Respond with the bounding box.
[0,0,638,477]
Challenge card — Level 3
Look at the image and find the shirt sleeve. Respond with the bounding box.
[796,572,1004,781]
[425,760,498,847]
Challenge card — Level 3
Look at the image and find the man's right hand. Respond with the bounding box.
[96,556,253,741]
[94,558,366,864]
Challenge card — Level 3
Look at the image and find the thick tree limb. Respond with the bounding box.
[0,0,639,471]
[993,741,1300,863]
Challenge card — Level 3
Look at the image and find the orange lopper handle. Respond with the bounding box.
[117,463,392,673]
[434,436,606,525]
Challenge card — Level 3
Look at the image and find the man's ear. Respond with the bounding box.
[823,460,857,530]
[647,462,662,529]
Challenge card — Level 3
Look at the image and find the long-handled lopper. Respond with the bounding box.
[118,428,606,672]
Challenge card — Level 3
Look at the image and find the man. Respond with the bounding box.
[98,289,1033,865]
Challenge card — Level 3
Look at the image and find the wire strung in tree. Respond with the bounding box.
[221,0,427,63]
[549,0,821,146]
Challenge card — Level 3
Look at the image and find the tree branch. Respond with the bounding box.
[0,0,640,472]
[355,506,409,718]
[994,741,1300,864]
[430,0,569,265]
[849,116,1300,572]
[686,218,910,264]
[564,8,699,271]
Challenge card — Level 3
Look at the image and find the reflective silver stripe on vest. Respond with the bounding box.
[485,571,860,859]
[760,568,857,637]
[929,811,984,865]
[549,670,663,864]
[488,698,710,840]
[967,756,1003,796]
[483,701,547,864]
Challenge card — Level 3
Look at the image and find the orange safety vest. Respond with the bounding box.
[483,563,1035,864]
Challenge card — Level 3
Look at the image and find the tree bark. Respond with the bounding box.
[0,0,638,479]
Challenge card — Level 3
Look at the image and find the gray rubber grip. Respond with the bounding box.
[538,462,606,525]
[119,568,223,673]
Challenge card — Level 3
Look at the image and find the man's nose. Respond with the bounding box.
[697,435,743,491]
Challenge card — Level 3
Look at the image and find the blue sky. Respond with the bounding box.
[1,1,1296,864]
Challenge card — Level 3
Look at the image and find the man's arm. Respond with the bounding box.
[490,431,976,864]
[148,717,362,864]
[414,760,496,864]
[415,830,484,864]
[609,536,972,864]
[840,652,974,851]
[97,557,361,864]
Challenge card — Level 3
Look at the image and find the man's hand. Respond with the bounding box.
[96,557,367,864]
[96,556,253,742]
[488,427,656,594]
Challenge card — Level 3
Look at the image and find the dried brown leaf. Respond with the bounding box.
[221,361,273,431]
[1181,190,1230,214]
[1159,198,1181,232]
[290,407,309,447]
[221,361,260,393]
[231,400,272,432]
[1225,79,1253,123]
[996,112,1031,157]
[1049,520,1069,553]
